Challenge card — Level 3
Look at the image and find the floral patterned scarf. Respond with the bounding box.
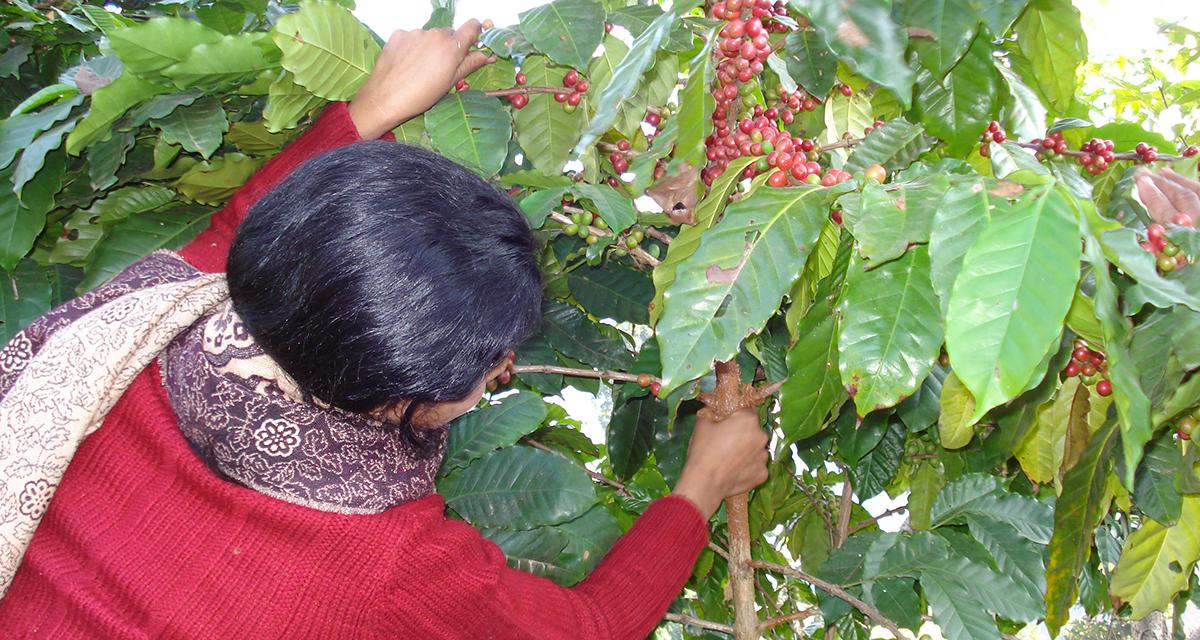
[0,251,445,598]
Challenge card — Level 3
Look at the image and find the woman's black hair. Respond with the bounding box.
[226,141,542,451]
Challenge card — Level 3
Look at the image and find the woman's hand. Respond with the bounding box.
[1135,168,1200,227]
[348,19,496,140]
[672,409,770,520]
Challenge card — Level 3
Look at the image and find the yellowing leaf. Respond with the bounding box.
[938,371,975,449]
[1110,495,1200,618]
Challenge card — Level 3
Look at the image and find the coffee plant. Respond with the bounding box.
[3,0,1200,638]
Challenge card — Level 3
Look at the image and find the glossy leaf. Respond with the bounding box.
[541,299,633,371]
[821,92,873,166]
[1014,0,1087,112]
[0,260,52,343]
[264,70,326,132]
[67,73,171,155]
[945,185,1080,421]
[844,119,930,173]
[903,0,979,75]
[850,420,905,498]
[782,28,837,98]
[1133,432,1184,526]
[152,96,228,158]
[441,445,596,530]
[272,0,378,100]
[928,177,992,315]
[175,153,262,205]
[608,394,665,479]
[1110,495,1200,619]
[12,119,77,198]
[838,247,943,415]
[161,32,280,90]
[658,186,828,395]
[426,90,510,178]
[793,0,913,107]
[79,205,213,290]
[444,392,549,471]
[1044,417,1118,636]
[841,176,948,264]
[915,34,998,156]
[0,95,83,171]
[107,18,225,75]
[1015,377,1088,485]
[673,33,716,170]
[573,183,636,234]
[518,0,605,71]
[0,152,66,271]
[566,263,652,324]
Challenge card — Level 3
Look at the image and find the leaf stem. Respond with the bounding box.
[664,613,735,635]
[748,560,909,640]
[522,438,631,497]
[511,363,657,385]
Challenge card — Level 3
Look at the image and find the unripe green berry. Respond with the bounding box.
[1082,372,1100,385]
[760,140,774,154]
[585,234,598,245]
[594,218,609,230]
[1158,254,1177,272]
[756,157,770,172]
[631,229,645,243]
[1163,242,1180,257]
[564,223,578,235]
[577,226,591,239]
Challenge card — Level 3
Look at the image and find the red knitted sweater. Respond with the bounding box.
[0,102,709,639]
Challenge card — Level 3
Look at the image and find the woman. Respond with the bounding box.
[0,19,770,639]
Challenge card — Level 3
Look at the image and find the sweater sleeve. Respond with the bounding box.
[179,101,393,272]
[376,495,709,639]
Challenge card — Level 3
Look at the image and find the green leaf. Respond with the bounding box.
[264,70,326,132]
[67,73,171,155]
[440,445,597,529]
[650,157,755,325]
[781,238,852,442]
[161,32,281,90]
[541,299,633,371]
[481,525,569,579]
[445,391,548,471]
[573,183,636,234]
[1086,122,1174,158]
[1014,0,1087,112]
[426,91,510,178]
[1101,228,1200,312]
[838,247,942,415]
[673,32,717,170]
[851,420,905,498]
[1081,214,1152,486]
[1015,376,1087,484]
[836,410,888,464]
[608,394,665,479]
[79,205,213,291]
[979,0,1029,36]
[226,121,290,155]
[928,177,992,315]
[897,363,946,433]
[0,95,83,171]
[920,571,1000,640]
[995,63,1048,141]
[567,263,652,324]
[915,33,998,156]
[841,176,948,264]
[782,28,837,98]
[1044,416,1118,636]
[174,153,262,205]
[12,119,77,199]
[1133,432,1184,526]
[551,505,621,583]
[572,4,692,156]
[945,185,1080,421]
[152,96,228,159]
[272,0,379,100]
[821,92,873,166]
[0,152,66,271]
[512,56,584,174]
[793,0,914,107]
[657,187,828,395]
[86,131,133,191]
[965,514,1047,612]
[0,260,52,343]
[424,0,456,29]
[517,186,568,228]
[844,119,929,173]
[107,17,224,75]
[931,474,1053,543]
[1110,495,1200,619]
[518,0,605,71]
[0,42,32,79]
[903,0,980,75]
[79,5,134,33]
[938,371,976,449]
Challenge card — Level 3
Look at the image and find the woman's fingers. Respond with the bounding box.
[454,50,495,82]
[454,18,483,51]
[1155,174,1200,215]
[1135,171,1179,222]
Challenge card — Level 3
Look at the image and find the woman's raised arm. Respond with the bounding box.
[180,20,494,272]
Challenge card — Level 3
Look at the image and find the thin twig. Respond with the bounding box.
[834,464,853,548]
[482,86,563,97]
[759,607,819,632]
[642,225,674,245]
[664,613,734,635]
[523,439,631,497]
[708,540,730,561]
[548,211,661,267]
[511,364,657,385]
[1012,140,1181,162]
[749,560,909,640]
[847,505,907,536]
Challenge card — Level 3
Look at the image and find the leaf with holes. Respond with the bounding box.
[1110,495,1200,619]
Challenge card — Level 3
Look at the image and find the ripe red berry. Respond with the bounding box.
[1147,224,1166,243]
[566,92,582,106]
[604,21,613,33]
[645,112,662,126]
[830,209,843,225]
[649,381,662,397]
[455,79,469,91]
[637,374,652,388]
[1173,213,1196,228]
[617,139,631,151]
[1072,347,1091,361]
[515,72,527,85]
[1096,379,1112,396]
[1064,362,1081,377]
[838,84,852,96]
[575,80,589,93]
[563,69,580,87]
[509,94,528,109]
[768,170,788,187]
[1185,146,1199,157]
[554,92,569,103]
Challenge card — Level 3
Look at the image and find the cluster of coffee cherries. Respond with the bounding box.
[775,86,820,118]
[1141,223,1191,273]
[1078,138,1116,174]
[504,71,530,109]
[1062,342,1112,396]
[1031,132,1069,158]
[1172,408,1200,440]
[561,197,609,245]
[977,121,1007,157]
[635,373,662,397]
[835,83,853,97]
[553,69,589,112]
[1133,142,1160,164]
[862,119,887,135]
[1185,145,1199,157]
[711,0,791,26]
[608,139,632,173]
